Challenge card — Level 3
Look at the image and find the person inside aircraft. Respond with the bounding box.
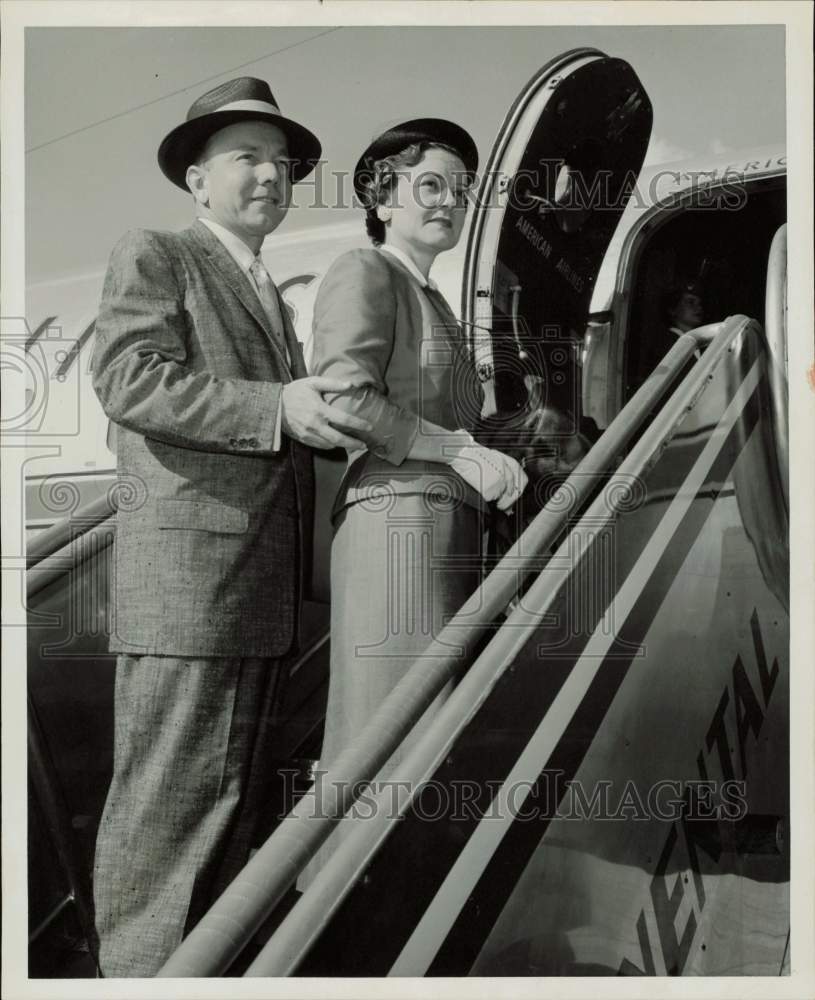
[663,284,705,339]
[632,281,706,386]
[303,119,527,879]
[660,282,706,367]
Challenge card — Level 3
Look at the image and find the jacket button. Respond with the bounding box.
[229,437,238,447]
[246,437,258,448]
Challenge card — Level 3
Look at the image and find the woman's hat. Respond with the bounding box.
[353,118,479,201]
[158,76,322,190]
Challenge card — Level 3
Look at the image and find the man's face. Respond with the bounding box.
[672,291,704,331]
[188,120,291,248]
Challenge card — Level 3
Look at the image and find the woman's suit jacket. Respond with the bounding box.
[311,248,484,513]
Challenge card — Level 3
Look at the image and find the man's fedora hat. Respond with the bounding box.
[158,76,322,190]
[354,118,479,202]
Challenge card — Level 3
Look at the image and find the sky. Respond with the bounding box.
[24,22,786,283]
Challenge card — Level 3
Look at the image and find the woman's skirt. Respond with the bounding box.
[298,491,482,888]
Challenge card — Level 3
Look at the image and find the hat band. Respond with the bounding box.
[215,98,281,116]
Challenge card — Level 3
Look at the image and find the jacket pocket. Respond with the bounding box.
[156,498,249,534]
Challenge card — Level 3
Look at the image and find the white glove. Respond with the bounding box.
[449,442,528,509]
[492,450,529,511]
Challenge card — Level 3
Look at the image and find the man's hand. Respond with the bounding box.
[281,377,373,450]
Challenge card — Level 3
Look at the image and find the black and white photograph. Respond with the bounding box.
[2,2,813,998]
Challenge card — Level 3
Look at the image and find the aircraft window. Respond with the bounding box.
[553,164,572,202]
[551,137,605,235]
[624,183,786,398]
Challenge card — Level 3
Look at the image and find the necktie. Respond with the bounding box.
[249,257,289,361]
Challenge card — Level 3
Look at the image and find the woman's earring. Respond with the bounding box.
[377,205,392,223]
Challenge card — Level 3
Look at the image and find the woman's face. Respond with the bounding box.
[380,147,469,260]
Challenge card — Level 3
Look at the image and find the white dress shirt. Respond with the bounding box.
[200,217,258,274]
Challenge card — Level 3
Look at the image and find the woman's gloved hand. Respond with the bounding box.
[448,432,528,509]
[491,449,529,511]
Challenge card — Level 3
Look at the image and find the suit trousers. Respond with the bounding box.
[93,653,284,977]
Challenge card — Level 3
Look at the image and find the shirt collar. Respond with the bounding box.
[199,218,258,274]
[379,244,438,291]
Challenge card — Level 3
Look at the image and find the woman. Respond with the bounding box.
[306,119,526,845]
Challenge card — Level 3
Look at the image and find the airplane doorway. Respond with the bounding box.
[624,180,786,397]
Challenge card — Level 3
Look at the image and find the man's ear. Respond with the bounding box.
[186,164,209,207]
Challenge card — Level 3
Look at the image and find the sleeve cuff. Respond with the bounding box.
[272,400,283,452]
[229,380,282,454]
[369,405,420,465]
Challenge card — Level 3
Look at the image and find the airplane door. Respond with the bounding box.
[463,49,652,435]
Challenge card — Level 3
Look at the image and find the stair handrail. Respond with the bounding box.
[157,321,722,978]
[26,493,117,570]
[243,317,759,977]
[27,517,117,601]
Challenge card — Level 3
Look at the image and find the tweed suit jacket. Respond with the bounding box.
[92,219,314,657]
[310,248,484,516]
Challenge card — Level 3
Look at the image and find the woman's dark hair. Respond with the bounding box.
[360,141,463,246]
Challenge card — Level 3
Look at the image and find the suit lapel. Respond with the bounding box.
[403,265,481,411]
[378,251,463,353]
[186,221,292,375]
[419,277,472,373]
[427,289,476,397]
[423,285,461,338]
[385,253,478,408]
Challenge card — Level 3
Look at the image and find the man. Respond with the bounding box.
[663,284,704,338]
[634,283,705,387]
[91,76,369,977]
[660,283,705,365]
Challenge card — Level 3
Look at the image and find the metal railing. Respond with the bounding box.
[764,223,788,508]
[247,319,745,977]
[158,323,723,977]
[27,493,116,570]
